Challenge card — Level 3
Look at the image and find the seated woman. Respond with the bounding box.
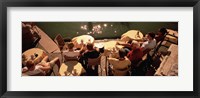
[64,42,80,61]
[79,43,100,76]
[127,40,143,67]
[108,49,131,76]
[22,56,60,76]
[141,32,156,54]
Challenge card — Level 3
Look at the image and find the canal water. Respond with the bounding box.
[35,22,178,41]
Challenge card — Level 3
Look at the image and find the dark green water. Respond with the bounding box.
[35,22,178,40]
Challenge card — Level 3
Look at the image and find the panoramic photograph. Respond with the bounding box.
[22,22,178,76]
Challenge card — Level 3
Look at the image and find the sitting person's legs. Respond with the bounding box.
[49,57,60,67]
[46,57,60,76]
[42,56,49,62]
[43,62,51,73]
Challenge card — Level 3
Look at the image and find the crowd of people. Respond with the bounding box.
[22,27,168,76]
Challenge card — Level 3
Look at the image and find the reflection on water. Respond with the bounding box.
[35,22,178,40]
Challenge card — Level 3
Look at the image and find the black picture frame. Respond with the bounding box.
[0,0,199,98]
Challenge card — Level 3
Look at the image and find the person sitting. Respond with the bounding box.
[141,32,156,54]
[155,28,168,43]
[127,40,143,67]
[22,56,60,76]
[63,42,80,61]
[108,49,131,76]
[79,43,100,76]
[116,39,133,55]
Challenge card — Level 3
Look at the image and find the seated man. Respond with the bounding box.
[141,32,156,54]
[63,42,80,61]
[22,56,60,76]
[155,28,168,43]
[116,39,133,55]
[108,49,131,76]
[79,43,100,76]
[127,40,143,67]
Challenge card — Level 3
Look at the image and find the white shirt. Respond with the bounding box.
[141,39,156,51]
[23,65,45,76]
